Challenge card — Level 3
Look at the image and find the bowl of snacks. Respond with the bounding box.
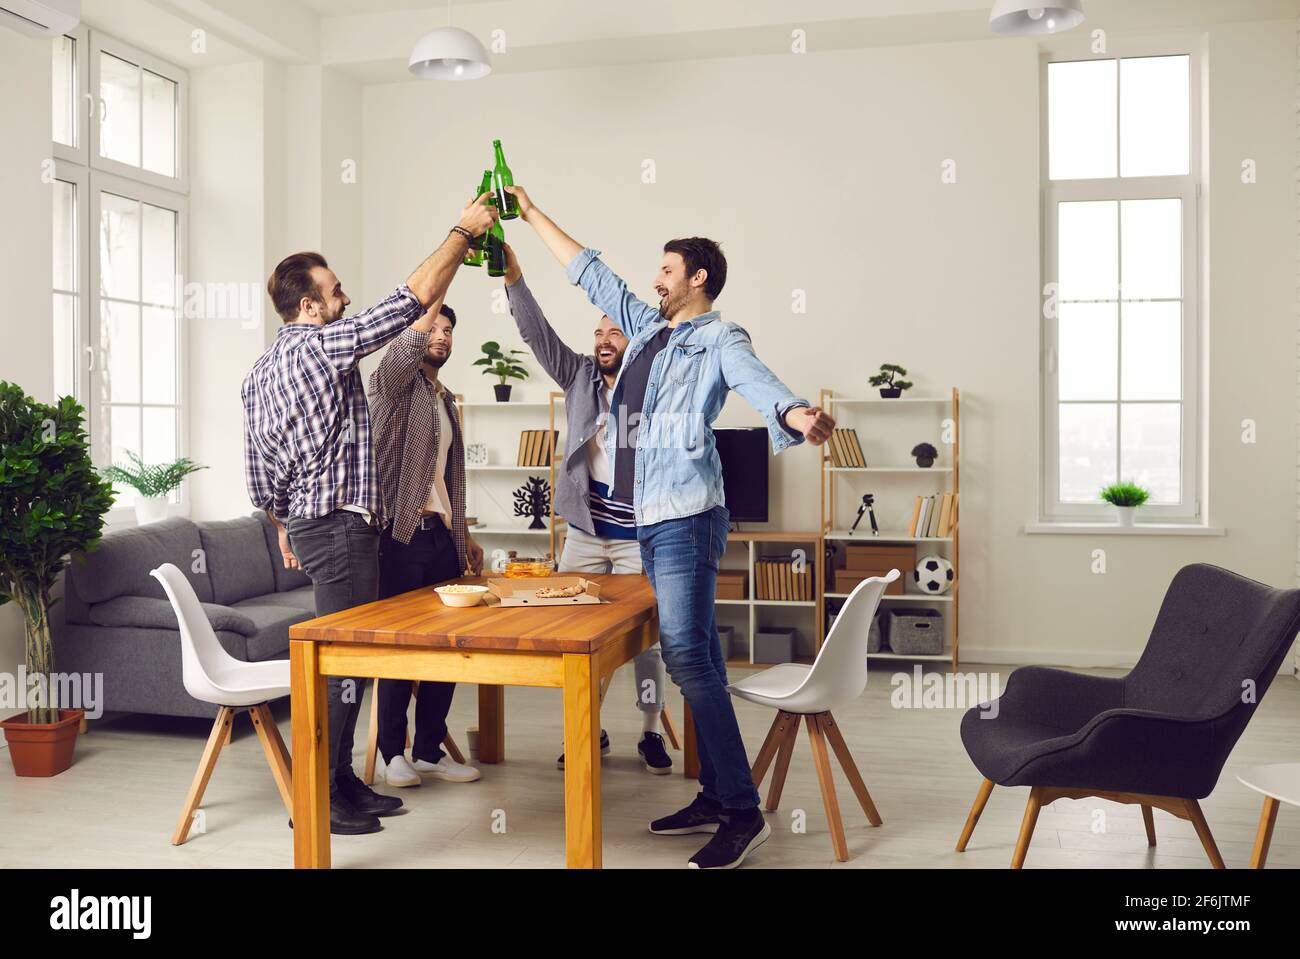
[433,583,490,608]
[495,551,557,578]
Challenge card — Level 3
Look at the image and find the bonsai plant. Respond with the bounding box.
[869,363,913,398]
[473,340,530,402]
[911,442,938,468]
[0,382,115,776]
[1100,481,1150,526]
[101,451,206,525]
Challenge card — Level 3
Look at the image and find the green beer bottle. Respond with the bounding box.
[492,139,519,220]
[462,170,493,267]
[486,218,507,277]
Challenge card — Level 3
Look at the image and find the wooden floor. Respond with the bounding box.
[2,664,1298,869]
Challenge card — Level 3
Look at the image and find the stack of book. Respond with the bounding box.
[516,430,558,467]
[754,556,815,601]
[907,492,957,538]
[827,429,866,468]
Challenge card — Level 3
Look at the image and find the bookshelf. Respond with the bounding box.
[819,387,961,668]
[714,531,825,667]
[454,392,567,559]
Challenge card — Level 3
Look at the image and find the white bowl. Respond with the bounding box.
[434,584,489,608]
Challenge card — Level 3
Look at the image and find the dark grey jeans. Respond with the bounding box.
[286,509,379,786]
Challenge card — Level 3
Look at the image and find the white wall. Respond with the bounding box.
[358,24,1298,665]
[0,27,54,674]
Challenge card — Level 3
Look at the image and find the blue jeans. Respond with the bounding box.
[638,505,759,810]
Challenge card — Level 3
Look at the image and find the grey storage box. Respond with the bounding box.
[884,607,943,655]
[716,624,736,659]
[867,611,883,653]
[754,627,796,664]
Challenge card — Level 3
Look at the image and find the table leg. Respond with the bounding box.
[290,640,330,869]
[563,654,602,868]
[683,698,700,780]
[477,685,505,764]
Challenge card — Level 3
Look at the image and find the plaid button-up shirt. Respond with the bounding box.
[242,286,423,522]
[368,326,468,571]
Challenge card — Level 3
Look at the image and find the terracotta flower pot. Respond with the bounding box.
[0,709,84,777]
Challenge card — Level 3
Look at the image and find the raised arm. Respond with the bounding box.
[503,243,584,391]
[718,325,833,452]
[405,193,498,307]
[507,184,661,338]
[369,297,444,401]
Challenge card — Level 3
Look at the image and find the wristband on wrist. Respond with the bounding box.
[449,225,473,243]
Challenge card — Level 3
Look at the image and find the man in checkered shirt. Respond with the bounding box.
[242,194,497,837]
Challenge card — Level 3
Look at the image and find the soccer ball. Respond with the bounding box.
[913,554,953,595]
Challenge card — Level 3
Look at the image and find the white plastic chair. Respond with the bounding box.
[728,569,900,861]
[151,563,292,845]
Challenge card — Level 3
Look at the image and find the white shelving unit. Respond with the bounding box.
[715,531,824,666]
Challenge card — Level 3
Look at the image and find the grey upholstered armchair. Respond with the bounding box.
[956,563,1300,868]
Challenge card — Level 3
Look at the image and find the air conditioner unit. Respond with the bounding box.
[0,0,80,37]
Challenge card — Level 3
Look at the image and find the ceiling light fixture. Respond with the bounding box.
[408,0,491,81]
[989,1,1085,36]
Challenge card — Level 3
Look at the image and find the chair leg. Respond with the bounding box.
[820,712,882,826]
[443,733,466,765]
[250,703,293,817]
[171,706,234,845]
[749,711,788,788]
[806,714,849,861]
[1249,796,1280,869]
[1182,799,1226,869]
[224,714,235,746]
[407,682,420,749]
[1141,804,1156,847]
[763,713,801,812]
[660,705,681,750]
[363,678,381,785]
[1010,787,1044,869]
[956,778,995,852]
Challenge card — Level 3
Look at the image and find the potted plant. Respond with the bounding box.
[869,363,913,398]
[474,340,529,402]
[911,442,938,468]
[0,382,115,776]
[101,451,206,524]
[1100,481,1150,526]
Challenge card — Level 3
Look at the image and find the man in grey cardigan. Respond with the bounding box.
[503,242,674,776]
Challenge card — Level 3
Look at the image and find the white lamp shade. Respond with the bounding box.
[408,26,492,80]
[989,0,1084,36]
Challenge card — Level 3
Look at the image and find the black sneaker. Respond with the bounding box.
[688,807,771,869]
[637,731,673,775]
[336,770,404,818]
[327,792,383,836]
[649,793,723,835]
[556,729,611,769]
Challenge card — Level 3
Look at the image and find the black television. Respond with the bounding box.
[714,427,769,524]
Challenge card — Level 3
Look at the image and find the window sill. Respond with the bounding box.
[1025,521,1224,536]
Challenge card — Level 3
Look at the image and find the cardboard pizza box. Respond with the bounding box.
[487,576,603,606]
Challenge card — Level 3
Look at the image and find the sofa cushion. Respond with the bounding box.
[68,517,212,605]
[252,511,313,593]
[231,603,316,661]
[197,518,277,605]
[88,595,258,637]
[232,586,316,614]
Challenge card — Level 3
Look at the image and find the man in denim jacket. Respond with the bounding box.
[506,185,835,868]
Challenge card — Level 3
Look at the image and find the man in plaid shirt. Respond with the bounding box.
[242,194,497,836]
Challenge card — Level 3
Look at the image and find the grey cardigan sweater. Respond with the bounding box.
[505,276,607,537]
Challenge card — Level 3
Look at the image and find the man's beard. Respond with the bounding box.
[424,352,449,369]
[596,353,622,375]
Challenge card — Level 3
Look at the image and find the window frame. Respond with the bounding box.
[51,25,89,167]
[51,159,90,406]
[1039,40,1204,524]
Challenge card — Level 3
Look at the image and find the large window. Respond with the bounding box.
[52,29,188,516]
[1042,49,1200,522]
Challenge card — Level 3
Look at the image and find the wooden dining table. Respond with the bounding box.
[288,572,660,869]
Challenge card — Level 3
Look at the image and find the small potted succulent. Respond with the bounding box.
[1100,481,1150,526]
[869,363,913,398]
[102,452,206,525]
[474,340,530,402]
[911,442,938,468]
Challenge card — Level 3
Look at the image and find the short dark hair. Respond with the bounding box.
[664,237,727,301]
[438,303,457,328]
[268,252,328,323]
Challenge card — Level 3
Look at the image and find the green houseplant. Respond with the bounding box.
[0,382,115,776]
[101,451,206,524]
[474,340,530,402]
[1100,481,1150,526]
[869,363,913,398]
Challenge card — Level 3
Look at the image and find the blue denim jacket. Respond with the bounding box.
[567,248,811,527]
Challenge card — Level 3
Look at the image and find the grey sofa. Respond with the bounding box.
[59,513,317,719]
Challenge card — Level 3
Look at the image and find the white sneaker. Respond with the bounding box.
[384,754,422,787]
[411,756,482,783]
